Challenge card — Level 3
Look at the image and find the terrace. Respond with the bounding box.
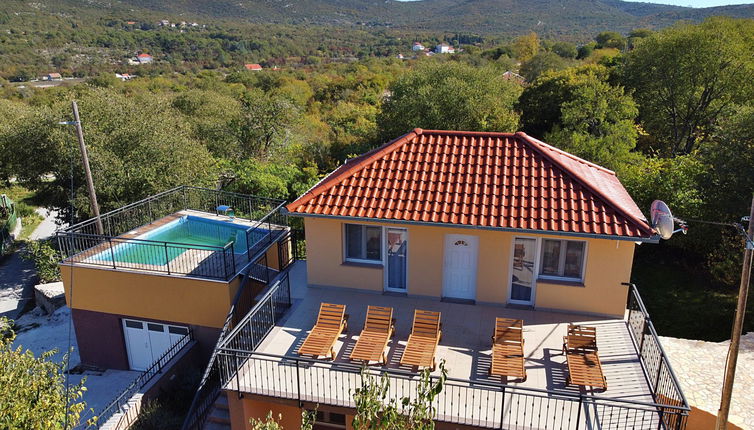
[215,262,690,429]
[57,186,289,281]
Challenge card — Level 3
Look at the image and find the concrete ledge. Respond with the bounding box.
[34,282,65,315]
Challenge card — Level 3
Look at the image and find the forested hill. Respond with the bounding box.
[8,0,754,37]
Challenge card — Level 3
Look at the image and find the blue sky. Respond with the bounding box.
[622,0,752,6]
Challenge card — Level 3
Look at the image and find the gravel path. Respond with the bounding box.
[660,333,754,430]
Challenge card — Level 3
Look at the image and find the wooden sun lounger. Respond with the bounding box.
[489,318,526,382]
[296,303,348,360]
[563,324,607,390]
[400,310,442,371]
[349,306,395,364]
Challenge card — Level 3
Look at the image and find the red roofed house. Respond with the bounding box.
[286,129,654,317]
[136,53,153,64]
[244,63,263,71]
[208,129,692,430]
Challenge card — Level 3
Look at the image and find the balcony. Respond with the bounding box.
[57,186,289,281]
[215,262,690,429]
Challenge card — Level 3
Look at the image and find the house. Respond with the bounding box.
[435,43,455,54]
[136,53,153,64]
[502,70,526,85]
[396,53,405,60]
[159,19,170,26]
[126,21,137,25]
[197,129,690,430]
[412,42,425,51]
[115,73,133,81]
[45,72,62,81]
[244,63,263,71]
[57,186,292,372]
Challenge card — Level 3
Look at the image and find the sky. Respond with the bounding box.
[622,0,752,6]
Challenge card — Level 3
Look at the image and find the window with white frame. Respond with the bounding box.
[539,239,586,281]
[344,224,382,262]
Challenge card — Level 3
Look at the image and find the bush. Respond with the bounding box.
[13,202,36,218]
[22,240,61,283]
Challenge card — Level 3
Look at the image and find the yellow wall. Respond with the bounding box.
[60,264,239,328]
[304,217,636,317]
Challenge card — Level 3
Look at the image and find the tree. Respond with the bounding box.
[22,240,62,283]
[550,41,578,59]
[511,32,540,62]
[232,89,300,158]
[351,361,447,429]
[622,18,754,155]
[0,319,87,429]
[595,31,627,50]
[377,62,521,139]
[519,52,570,83]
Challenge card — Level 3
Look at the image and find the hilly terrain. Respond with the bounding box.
[15,0,754,37]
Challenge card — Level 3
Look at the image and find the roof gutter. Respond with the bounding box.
[285,211,659,244]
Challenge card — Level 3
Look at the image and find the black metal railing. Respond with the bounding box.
[57,186,287,280]
[90,330,194,429]
[625,283,690,429]
[215,350,688,430]
[181,269,293,430]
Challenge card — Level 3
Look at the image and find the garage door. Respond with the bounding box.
[122,319,189,371]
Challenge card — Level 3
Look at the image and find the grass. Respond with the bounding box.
[631,244,753,342]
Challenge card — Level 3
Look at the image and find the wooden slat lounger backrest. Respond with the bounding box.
[316,303,346,329]
[566,324,597,350]
[364,306,393,333]
[494,318,523,344]
[411,310,441,339]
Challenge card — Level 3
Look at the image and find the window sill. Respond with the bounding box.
[537,278,585,288]
[342,260,383,269]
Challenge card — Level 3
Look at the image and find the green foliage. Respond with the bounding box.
[550,41,578,59]
[519,52,571,83]
[22,240,62,283]
[595,31,627,50]
[225,159,319,201]
[0,318,86,429]
[351,361,447,430]
[232,89,300,158]
[511,33,540,62]
[377,62,521,139]
[249,409,315,430]
[623,17,754,155]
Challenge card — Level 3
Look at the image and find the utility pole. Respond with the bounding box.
[715,195,754,430]
[71,101,104,235]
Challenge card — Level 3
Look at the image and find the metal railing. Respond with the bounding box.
[216,350,688,430]
[181,268,293,430]
[57,186,287,281]
[625,283,690,430]
[90,331,194,429]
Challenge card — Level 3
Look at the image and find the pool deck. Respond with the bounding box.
[62,210,288,281]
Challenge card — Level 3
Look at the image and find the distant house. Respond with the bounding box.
[244,63,263,71]
[137,53,153,64]
[115,73,134,81]
[159,20,170,26]
[126,21,137,25]
[45,73,62,81]
[502,70,526,85]
[396,53,405,60]
[435,43,455,54]
[412,42,425,51]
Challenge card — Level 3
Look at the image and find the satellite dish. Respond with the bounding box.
[650,200,687,240]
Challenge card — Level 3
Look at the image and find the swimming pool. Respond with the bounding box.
[95,215,268,266]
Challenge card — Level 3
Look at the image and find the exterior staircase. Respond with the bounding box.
[203,394,231,430]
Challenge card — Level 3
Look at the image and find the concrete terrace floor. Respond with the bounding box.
[225,262,668,429]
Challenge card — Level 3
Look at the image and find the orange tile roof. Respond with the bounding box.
[287,129,654,239]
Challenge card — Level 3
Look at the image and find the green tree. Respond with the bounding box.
[595,31,627,50]
[511,32,540,62]
[550,41,578,59]
[519,52,570,83]
[233,89,300,158]
[0,319,87,429]
[377,62,521,139]
[623,17,754,155]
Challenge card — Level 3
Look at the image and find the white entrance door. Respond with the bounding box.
[509,237,537,305]
[442,234,479,301]
[123,320,153,371]
[123,319,189,371]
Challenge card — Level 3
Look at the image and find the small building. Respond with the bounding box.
[396,53,405,60]
[412,42,425,51]
[435,43,455,54]
[136,53,153,64]
[126,21,137,25]
[502,70,526,85]
[159,19,170,26]
[45,72,62,81]
[244,63,263,71]
[115,73,133,81]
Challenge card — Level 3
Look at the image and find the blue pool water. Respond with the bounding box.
[97,216,267,266]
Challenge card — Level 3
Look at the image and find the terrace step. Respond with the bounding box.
[205,394,231,428]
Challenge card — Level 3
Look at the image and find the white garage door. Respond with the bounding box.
[122,319,189,371]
